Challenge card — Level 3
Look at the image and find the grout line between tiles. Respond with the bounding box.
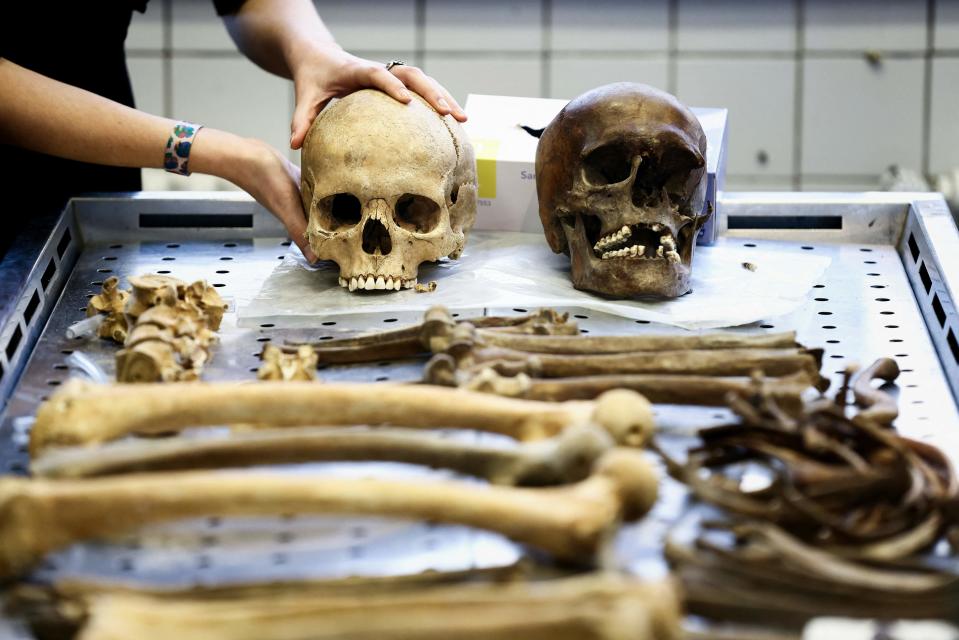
[921,0,936,176]
[162,0,173,119]
[541,0,552,98]
[792,0,805,190]
[667,0,678,95]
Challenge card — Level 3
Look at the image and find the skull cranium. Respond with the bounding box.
[302,89,477,292]
[535,82,710,298]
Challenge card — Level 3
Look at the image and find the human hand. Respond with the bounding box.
[193,130,317,263]
[288,48,466,150]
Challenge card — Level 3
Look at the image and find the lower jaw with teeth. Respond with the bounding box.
[338,275,415,291]
[593,227,682,264]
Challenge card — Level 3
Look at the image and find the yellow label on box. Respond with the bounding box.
[472,138,500,199]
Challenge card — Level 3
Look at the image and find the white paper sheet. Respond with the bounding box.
[239,232,830,330]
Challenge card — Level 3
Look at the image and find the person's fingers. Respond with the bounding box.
[392,66,467,122]
[290,87,329,150]
[365,65,412,103]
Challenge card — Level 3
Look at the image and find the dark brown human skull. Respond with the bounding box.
[535,82,710,298]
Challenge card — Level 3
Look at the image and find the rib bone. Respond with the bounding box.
[30,380,654,455]
[0,448,658,578]
[43,574,680,640]
[31,423,614,486]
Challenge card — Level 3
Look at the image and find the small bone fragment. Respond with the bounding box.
[30,380,654,454]
[851,358,901,427]
[125,274,185,320]
[257,344,318,381]
[31,423,613,485]
[0,448,658,578]
[182,280,228,331]
[415,280,438,293]
[115,338,180,383]
[86,276,130,343]
[42,574,681,640]
[742,262,757,272]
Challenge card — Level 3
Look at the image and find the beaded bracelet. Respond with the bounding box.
[163,121,203,176]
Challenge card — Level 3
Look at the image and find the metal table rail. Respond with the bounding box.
[0,191,957,636]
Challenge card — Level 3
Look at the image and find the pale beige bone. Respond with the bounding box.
[440,364,809,410]
[288,306,577,366]
[30,380,655,455]
[0,448,658,578]
[257,344,318,381]
[86,276,130,343]
[31,423,613,485]
[302,90,477,291]
[182,280,228,331]
[449,345,821,380]
[77,574,679,640]
[124,274,185,320]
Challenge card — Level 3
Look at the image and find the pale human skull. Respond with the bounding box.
[535,82,710,298]
[302,89,477,292]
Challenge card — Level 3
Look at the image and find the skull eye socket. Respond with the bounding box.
[582,144,632,186]
[394,194,441,233]
[317,193,362,230]
[632,147,703,207]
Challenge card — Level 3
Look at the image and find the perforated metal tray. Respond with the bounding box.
[0,191,957,636]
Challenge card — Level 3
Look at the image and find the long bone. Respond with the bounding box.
[30,380,654,455]
[0,448,658,578]
[286,307,577,365]
[31,423,614,486]
[443,342,824,381]
[422,314,799,355]
[19,574,680,640]
[425,361,809,411]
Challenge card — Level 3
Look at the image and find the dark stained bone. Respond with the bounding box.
[536,82,710,298]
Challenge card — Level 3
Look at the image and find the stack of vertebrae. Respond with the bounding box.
[86,275,227,383]
[257,343,318,381]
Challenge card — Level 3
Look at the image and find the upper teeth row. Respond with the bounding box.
[339,275,415,291]
[594,226,631,252]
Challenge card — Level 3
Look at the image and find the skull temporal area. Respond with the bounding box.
[535,82,709,298]
[302,89,477,292]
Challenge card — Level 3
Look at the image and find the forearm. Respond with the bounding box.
[221,0,338,80]
[0,58,174,167]
[0,58,251,184]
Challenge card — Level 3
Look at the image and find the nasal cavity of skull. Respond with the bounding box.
[362,217,392,255]
[320,193,362,230]
[394,194,441,234]
[583,144,632,186]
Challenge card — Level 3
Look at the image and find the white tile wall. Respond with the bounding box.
[314,1,416,53]
[724,175,794,191]
[804,0,927,52]
[127,4,165,50]
[801,58,924,176]
[126,58,165,116]
[677,58,795,177]
[171,57,293,157]
[677,0,797,52]
[935,0,959,49]
[120,0,959,193]
[551,0,669,52]
[929,58,959,173]
[171,0,235,51]
[549,55,669,99]
[424,0,542,52]
[423,55,542,105]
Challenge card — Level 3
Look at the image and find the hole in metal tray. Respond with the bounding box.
[727,216,842,230]
[5,324,22,360]
[919,261,932,293]
[24,289,40,325]
[56,227,72,259]
[949,329,959,365]
[41,258,56,292]
[933,294,947,328]
[139,214,253,228]
[908,232,920,263]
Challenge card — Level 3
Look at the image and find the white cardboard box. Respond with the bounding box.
[463,94,728,244]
